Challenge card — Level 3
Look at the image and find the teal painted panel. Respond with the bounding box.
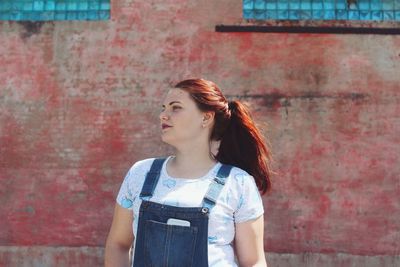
[0,0,110,21]
[243,0,400,21]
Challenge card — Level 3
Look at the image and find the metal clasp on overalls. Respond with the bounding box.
[201,207,209,214]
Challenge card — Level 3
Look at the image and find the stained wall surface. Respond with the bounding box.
[0,0,399,266]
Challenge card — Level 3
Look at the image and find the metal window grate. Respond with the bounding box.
[0,0,110,21]
[243,0,400,21]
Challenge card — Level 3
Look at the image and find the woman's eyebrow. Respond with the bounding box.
[162,101,182,107]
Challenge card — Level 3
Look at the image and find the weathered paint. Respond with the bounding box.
[0,0,399,265]
[0,246,104,266]
[0,248,399,267]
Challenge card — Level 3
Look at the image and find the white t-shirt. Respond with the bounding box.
[116,156,264,267]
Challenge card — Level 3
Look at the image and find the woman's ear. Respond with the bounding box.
[202,112,215,127]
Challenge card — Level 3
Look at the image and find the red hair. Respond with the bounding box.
[174,79,272,194]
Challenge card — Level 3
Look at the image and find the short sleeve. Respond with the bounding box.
[115,158,155,210]
[116,169,135,210]
[233,174,264,223]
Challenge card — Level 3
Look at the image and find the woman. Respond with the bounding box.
[105,79,272,267]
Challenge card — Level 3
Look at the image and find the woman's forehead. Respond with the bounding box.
[164,88,191,102]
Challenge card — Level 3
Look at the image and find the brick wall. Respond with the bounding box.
[0,0,399,266]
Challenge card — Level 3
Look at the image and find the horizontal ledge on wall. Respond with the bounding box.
[215,25,400,35]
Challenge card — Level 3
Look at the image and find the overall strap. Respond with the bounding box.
[202,164,233,211]
[139,158,167,200]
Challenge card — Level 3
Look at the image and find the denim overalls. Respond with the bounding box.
[132,158,233,267]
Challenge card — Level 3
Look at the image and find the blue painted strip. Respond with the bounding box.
[243,0,400,21]
[0,0,110,21]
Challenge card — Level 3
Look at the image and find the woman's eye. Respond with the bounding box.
[172,106,181,111]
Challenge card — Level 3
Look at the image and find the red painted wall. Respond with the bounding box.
[0,0,399,261]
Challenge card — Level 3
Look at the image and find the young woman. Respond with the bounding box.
[105,79,272,267]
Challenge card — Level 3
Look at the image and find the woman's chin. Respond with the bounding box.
[161,135,175,146]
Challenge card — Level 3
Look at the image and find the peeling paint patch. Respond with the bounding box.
[18,21,45,39]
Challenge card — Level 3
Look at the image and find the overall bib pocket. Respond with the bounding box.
[144,220,198,267]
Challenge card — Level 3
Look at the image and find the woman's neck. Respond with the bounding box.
[168,143,217,179]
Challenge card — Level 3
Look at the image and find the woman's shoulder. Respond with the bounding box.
[223,165,252,179]
[217,164,263,219]
[129,158,167,175]
[130,157,156,168]
[221,164,257,189]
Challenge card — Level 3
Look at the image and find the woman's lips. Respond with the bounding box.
[161,124,172,130]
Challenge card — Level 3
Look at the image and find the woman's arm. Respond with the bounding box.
[105,204,134,267]
[235,215,268,267]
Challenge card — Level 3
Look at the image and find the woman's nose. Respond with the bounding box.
[159,110,169,121]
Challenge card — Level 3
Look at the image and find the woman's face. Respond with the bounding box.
[159,88,207,146]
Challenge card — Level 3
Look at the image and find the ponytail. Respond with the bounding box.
[216,100,272,194]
